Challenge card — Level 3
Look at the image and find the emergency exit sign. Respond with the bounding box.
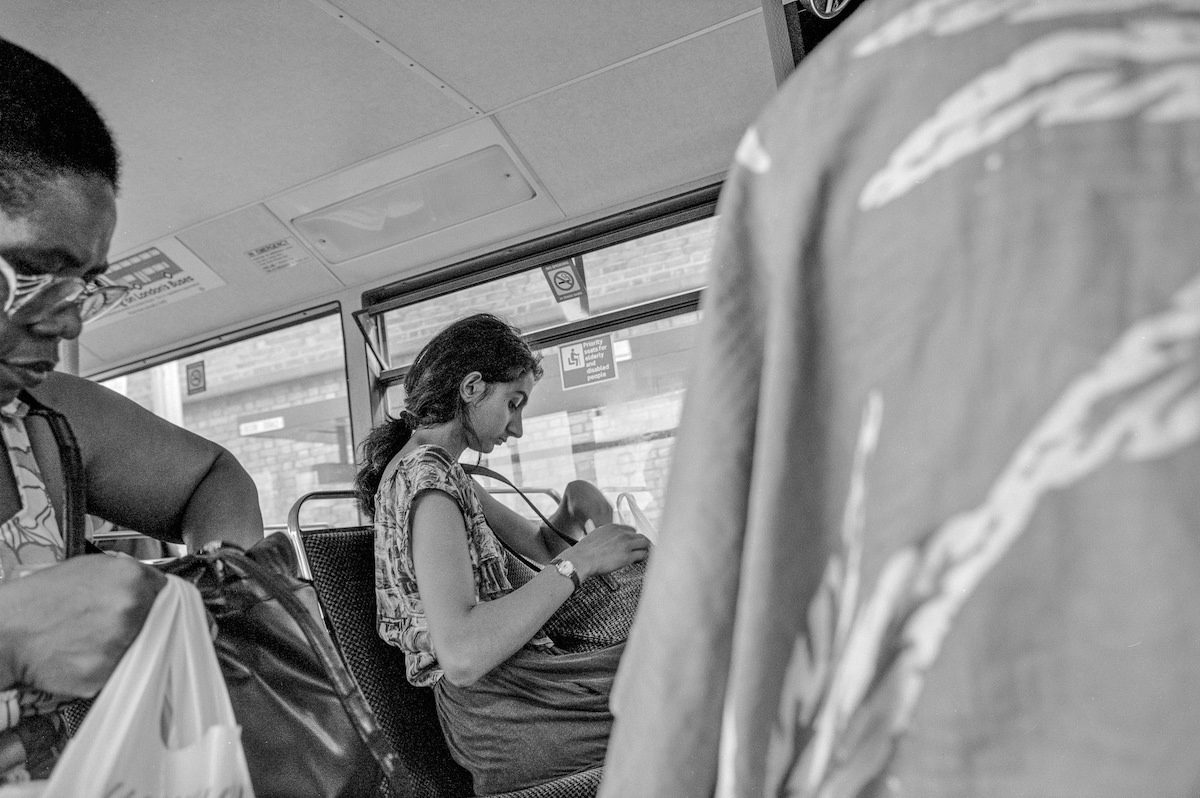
[559,334,618,390]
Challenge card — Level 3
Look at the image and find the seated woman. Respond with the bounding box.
[354,312,651,794]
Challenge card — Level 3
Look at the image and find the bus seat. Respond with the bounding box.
[293,500,604,798]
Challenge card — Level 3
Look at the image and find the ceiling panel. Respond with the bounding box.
[335,0,762,109]
[496,17,776,218]
[77,205,346,371]
[4,0,473,255]
[265,118,566,288]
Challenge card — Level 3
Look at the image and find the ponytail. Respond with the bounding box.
[353,412,415,518]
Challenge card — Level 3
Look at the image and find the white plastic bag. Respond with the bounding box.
[12,574,255,797]
[616,492,658,542]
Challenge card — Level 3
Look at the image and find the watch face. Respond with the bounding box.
[555,559,575,578]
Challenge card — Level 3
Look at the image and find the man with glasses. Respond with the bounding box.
[0,38,264,782]
[0,255,129,328]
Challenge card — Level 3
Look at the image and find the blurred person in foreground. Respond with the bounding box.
[601,1,1200,796]
[0,37,263,782]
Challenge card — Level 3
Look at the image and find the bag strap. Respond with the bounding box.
[464,463,575,539]
[215,546,405,795]
[462,463,619,591]
[461,463,572,575]
[19,391,88,558]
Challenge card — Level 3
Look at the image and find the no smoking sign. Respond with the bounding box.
[186,361,207,395]
[541,257,585,303]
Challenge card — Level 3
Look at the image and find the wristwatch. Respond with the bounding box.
[551,557,582,591]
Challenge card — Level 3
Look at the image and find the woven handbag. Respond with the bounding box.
[463,464,645,652]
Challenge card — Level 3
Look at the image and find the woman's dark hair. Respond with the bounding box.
[354,312,543,517]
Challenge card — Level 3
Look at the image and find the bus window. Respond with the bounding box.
[100,312,357,531]
[378,216,717,372]
[375,215,717,530]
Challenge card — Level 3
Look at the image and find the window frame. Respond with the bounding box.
[89,302,357,530]
[85,301,344,384]
[354,183,720,391]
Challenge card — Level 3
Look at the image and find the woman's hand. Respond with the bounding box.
[564,522,650,581]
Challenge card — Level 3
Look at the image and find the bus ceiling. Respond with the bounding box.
[4,0,863,377]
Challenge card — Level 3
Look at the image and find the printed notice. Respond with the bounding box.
[245,237,311,274]
[542,256,586,303]
[559,333,618,391]
[185,361,206,395]
[89,239,225,328]
[239,416,285,437]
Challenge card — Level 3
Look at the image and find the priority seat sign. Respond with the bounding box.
[559,334,618,390]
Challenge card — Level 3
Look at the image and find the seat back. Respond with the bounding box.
[294,491,605,798]
[299,525,474,798]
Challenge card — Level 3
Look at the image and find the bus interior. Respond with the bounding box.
[10,4,1200,797]
[6,0,861,542]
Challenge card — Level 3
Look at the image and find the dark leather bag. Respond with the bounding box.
[26,391,403,798]
[159,535,401,797]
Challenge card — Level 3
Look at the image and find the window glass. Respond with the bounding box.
[99,313,357,532]
[385,310,703,537]
[379,215,716,371]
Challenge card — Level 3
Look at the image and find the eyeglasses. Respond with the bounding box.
[0,255,130,324]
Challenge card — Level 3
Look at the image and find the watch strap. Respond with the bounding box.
[552,558,582,591]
